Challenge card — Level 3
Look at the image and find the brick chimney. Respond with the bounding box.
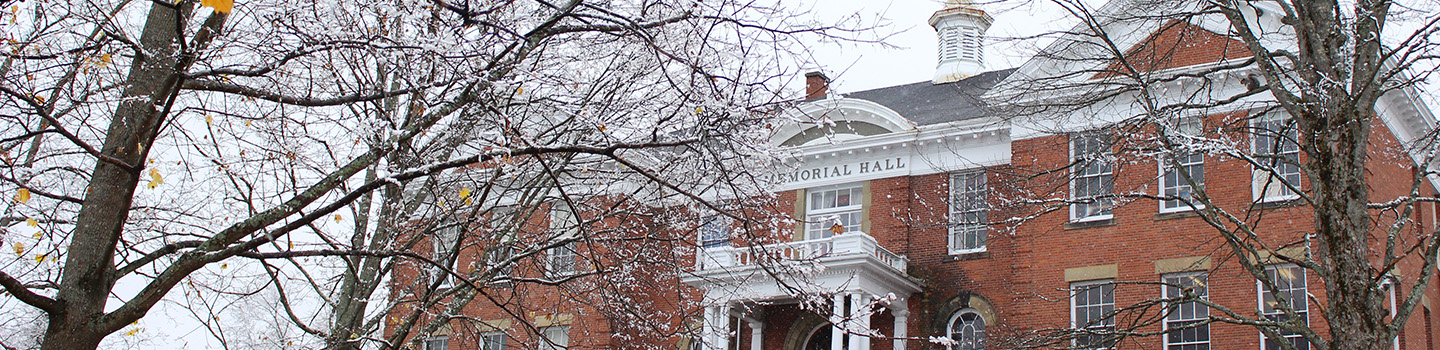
[804,71,829,100]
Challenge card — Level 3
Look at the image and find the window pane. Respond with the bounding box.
[1072,133,1113,220]
[1253,117,1301,200]
[1073,282,1115,349]
[949,310,987,350]
[1164,274,1209,349]
[1261,266,1309,350]
[950,171,988,252]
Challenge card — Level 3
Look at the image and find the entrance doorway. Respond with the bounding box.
[803,325,833,350]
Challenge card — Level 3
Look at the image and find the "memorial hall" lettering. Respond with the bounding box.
[782,157,907,183]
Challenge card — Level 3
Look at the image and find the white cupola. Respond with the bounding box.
[929,0,993,84]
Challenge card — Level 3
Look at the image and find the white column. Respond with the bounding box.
[848,293,871,350]
[832,294,846,350]
[748,320,763,350]
[702,306,718,350]
[891,309,909,350]
[703,305,731,350]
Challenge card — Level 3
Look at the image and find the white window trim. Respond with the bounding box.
[1161,272,1209,350]
[546,205,579,278]
[1157,118,1205,213]
[481,331,506,350]
[699,215,732,249]
[1070,133,1114,222]
[804,183,864,240]
[432,221,461,288]
[1382,278,1399,350]
[1251,115,1302,203]
[1157,153,1205,214]
[540,325,570,350]
[949,171,988,255]
[947,308,987,350]
[546,241,578,278]
[425,335,450,350]
[1256,264,1308,350]
[1071,279,1116,350]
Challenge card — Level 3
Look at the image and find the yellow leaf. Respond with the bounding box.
[829,223,844,235]
[201,0,233,14]
[205,114,213,124]
[125,329,138,336]
[334,214,343,223]
[131,321,139,326]
[245,120,252,127]
[221,263,228,269]
[26,218,37,227]
[15,188,29,203]
[31,232,40,239]
[459,188,471,199]
[598,124,607,131]
[32,95,43,104]
[516,87,523,94]
[147,168,162,189]
[463,197,472,206]
[695,107,704,114]
[12,242,22,255]
[100,53,112,64]
[34,254,44,263]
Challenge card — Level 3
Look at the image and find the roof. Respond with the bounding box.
[843,68,1015,126]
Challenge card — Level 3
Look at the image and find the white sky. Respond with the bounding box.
[796,0,1074,93]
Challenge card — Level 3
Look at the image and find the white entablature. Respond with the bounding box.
[770,97,1011,191]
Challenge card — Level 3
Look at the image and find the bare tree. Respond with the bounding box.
[0,0,854,348]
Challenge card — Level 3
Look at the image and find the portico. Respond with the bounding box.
[683,231,921,350]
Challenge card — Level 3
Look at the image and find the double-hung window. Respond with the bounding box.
[1163,273,1210,350]
[1260,265,1309,350]
[1072,133,1114,221]
[485,243,514,281]
[540,326,570,350]
[700,216,732,249]
[547,205,578,278]
[481,331,506,350]
[1072,280,1116,349]
[950,171,988,254]
[1252,116,1301,201]
[1160,119,1204,211]
[547,242,577,278]
[431,221,461,288]
[424,336,449,350]
[484,207,518,282]
[805,183,863,240]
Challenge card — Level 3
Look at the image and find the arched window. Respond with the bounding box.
[948,309,986,350]
[804,325,832,350]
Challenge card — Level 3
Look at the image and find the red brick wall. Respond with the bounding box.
[1097,20,1253,78]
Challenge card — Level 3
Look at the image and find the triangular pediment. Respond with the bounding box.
[1095,20,1251,78]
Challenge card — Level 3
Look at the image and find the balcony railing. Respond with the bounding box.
[696,231,907,272]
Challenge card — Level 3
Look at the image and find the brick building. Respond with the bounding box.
[388,0,1440,349]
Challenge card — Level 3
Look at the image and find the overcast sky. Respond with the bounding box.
[796,0,1076,93]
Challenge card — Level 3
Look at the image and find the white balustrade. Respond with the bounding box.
[697,231,907,272]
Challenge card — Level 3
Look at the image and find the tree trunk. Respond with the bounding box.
[41,2,190,349]
[1304,103,1388,350]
